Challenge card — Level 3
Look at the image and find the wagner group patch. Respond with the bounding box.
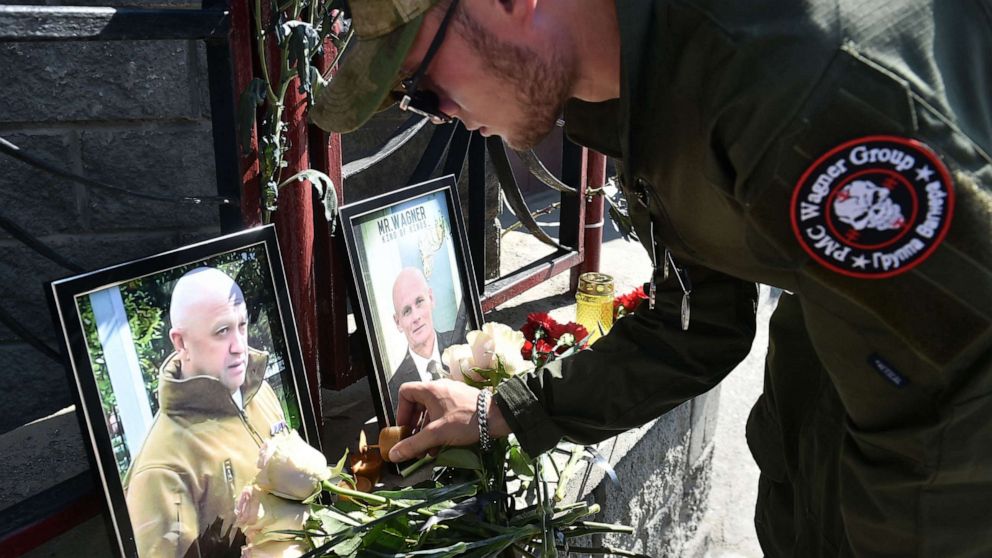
[790,136,955,279]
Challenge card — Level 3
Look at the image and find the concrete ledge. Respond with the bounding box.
[0,407,88,512]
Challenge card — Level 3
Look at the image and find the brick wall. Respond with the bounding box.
[0,1,223,436]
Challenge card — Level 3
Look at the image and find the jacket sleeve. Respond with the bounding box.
[126,466,199,558]
[495,262,758,456]
[728,11,992,551]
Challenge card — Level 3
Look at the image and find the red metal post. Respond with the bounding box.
[311,34,356,390]
[569,149,605,290]
[580,151,607,273]
[275,100,320,421]
[263,3,320,420]
[230,0,262,227]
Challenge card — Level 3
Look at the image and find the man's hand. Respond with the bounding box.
[389,379,510,462]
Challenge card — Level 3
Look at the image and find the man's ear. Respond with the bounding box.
[428,288,436,308]
[394,313,402,332]
[169,328,186,356]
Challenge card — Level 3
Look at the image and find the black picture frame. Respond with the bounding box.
[339,175,484,427]
[46,225,319,558]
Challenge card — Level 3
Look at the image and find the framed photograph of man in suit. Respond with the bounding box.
[339,175,484,426]
[47,225,319,558]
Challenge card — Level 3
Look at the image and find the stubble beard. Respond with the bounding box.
[458,12,574,151]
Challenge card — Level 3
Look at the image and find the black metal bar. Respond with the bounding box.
[468,132,487,291]
[0,304,61,363]
[441,124,471,181]
[408,123,456,185]
[488,136,562,249]
[0,6,230,42]
[203,0,243,233]
[0,136,233,206]
[0,210,84,273]
[559,137,584,250]
[342,115,428,179]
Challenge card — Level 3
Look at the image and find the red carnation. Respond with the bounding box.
[534,339,556,356]
[521,340,534,360]
[522,312,558,342]
[549,321,589,352]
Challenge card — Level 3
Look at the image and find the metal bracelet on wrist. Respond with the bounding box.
[477,387,493,453]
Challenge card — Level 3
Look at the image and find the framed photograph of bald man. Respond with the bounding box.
[339,174,484,425]
[46,225,319,558]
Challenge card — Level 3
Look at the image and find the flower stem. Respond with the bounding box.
[321,479,388,506]
[399,454,436,477]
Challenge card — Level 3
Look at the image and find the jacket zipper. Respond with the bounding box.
[234,404,266,447]
[636,178,693,330]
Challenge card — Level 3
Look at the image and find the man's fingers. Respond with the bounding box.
[389,379,482,462]
[389,419,446,463]
[394,381,435,428]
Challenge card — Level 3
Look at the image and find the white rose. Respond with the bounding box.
[234,484,264,532]
[466,329,496,371]
[478,322,530,375]
[234,484,308,544]
[254,430,330,500]
[241,539,309,558]
[442,343,480,382]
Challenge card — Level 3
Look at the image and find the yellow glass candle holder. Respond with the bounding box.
[575,272,615,344]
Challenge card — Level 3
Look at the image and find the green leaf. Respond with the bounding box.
[304,483,478,558]
[459,375,488,390]
[282,20,322,97]
[367,528,410,553]
[434,448,483,471]
[237,78,266,154]
[331,534,363,556]
[362,517,412,553]
[310,504,361,530]
[331,448,349,477]
[508,446,535,478]
[372,484,446,502]
[276,169,339,231]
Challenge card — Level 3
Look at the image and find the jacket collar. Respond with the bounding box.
[157,348,270,417]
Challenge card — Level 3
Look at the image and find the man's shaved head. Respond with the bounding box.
[168,267,249,393]
[392,267,436,358]
[392,268,430,312]
[170,268,245,329]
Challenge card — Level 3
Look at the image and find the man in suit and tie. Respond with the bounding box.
[387,267,456,408]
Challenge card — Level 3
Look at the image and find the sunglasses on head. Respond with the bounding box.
[395,0,462,125]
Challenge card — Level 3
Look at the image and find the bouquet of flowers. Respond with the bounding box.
[233,322,639,558]
[519,313,590,369]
